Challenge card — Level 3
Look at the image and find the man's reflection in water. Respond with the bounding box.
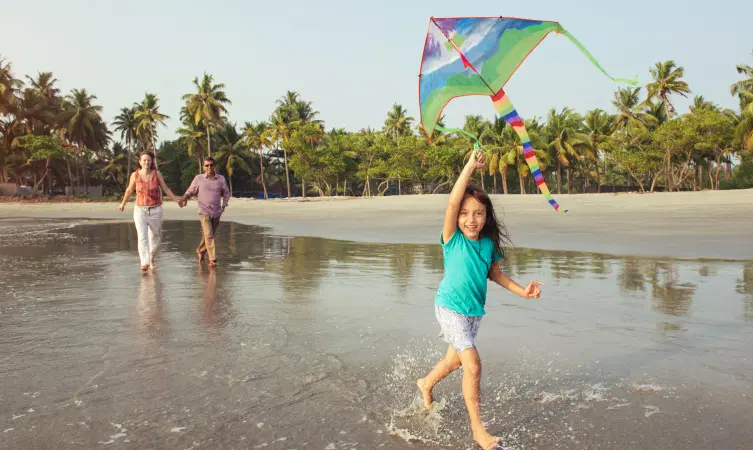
[199,266,232,337]
[137,273,167,341]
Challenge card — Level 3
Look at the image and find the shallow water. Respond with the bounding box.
[0,218,751,449]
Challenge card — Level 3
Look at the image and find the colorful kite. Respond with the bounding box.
[419,16,637,212]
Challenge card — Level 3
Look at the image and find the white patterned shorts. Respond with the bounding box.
[435,305,483,353]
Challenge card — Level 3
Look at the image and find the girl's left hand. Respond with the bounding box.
[523,280,544,299]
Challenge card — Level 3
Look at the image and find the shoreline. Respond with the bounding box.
[2,189,752,260]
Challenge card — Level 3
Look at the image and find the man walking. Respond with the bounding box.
[180,157,230,267]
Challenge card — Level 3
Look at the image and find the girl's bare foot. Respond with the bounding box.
[197,250,205,262]
[416,378,433,410]
[150,256,156,269]
[209,260,217,268]
[140,265,149,272]
[473,428,502,449]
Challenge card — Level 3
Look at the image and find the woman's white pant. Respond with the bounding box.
[133,206,163,267]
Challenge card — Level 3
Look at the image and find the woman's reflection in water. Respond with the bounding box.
[137,273,168,342]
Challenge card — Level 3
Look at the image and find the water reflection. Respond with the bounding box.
[197,265,235,335]
[2,219,752,450]
[137,273,167,341]
[737,262,753,322]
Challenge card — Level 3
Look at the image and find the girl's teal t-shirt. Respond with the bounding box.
[434,229,503,317]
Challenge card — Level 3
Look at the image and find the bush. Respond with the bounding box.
[720,158,753,190]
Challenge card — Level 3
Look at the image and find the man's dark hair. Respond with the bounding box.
[204,157,216,164]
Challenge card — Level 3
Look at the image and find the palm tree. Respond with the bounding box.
[544,108,591,194]
[262,109,292,198]
[99,142,129,190]
[583,109,615,192]
[26,72,60,101]
[501,119,550,195]
[112,107,138,175]
[242,121,269,199]
[214,122,251,197]
[612,87,656,134]
[57,88,109,191]
[133,93,168,163]
[0,55,22,116]
[689,95,719,113]
[480,116,517,193]
[733,89,753,151]
[645,60,691,117]
[730,50,753,97]
[384,103,414,141]
[177,111,207,172]
[276,91,301,122]
[182,73,231,157]
[292,100,322,127]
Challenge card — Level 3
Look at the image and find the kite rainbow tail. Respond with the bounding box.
[491,89,565,213]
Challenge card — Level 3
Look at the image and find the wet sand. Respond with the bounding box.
[1,189,753,259]
[1,219,752,449]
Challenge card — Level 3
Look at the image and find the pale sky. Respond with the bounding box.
[2,0,751,142]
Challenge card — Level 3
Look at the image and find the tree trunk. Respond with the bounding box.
[566,167,571,194]
[282,146,291,198]
[432,180,451,194]
[228,174,233,197]
[363,176,370,196]
[556,160,562,194]
[377,179,390,195]
[398,178,401,195]
[126,139,132,177]
[596,166,602,193]
[698,166,703,190]
[715,157,722,190]
[302,178,306,198]
[206,127,211,157]
[664,150,673,192]
[502,165,508,194]
[66,155,73,190]
[693,165,699,191]
[259,149,268,199]
[492,173,497,194]
[650,172,660,192]
[344,178,348,197]
[33,159,51,193]
[150,128,158,167]
[518,171,526,194]
[480,170,485,191]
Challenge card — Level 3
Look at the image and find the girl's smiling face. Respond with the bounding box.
[457,194,486,240]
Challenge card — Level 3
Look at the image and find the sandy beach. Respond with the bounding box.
[2,190,752,260]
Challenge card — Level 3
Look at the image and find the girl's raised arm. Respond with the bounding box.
[442,150,485,243]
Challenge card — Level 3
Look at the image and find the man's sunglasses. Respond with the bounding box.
[204,164,214,167]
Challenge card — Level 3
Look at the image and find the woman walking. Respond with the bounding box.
[119,152,183,271]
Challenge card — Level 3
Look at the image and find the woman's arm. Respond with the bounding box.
[442,151,485,243]
[119,173,137,211]
[156,171,181,204]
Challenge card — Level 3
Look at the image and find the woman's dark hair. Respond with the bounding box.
[465,185,512,258]
[138,151,157,171]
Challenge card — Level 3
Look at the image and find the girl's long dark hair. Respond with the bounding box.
[465,185,512,258]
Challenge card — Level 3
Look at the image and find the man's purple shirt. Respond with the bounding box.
[184,174,230,218]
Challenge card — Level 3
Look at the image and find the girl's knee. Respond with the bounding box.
[464,361,481,378]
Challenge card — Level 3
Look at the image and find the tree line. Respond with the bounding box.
[1,52,752,199]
